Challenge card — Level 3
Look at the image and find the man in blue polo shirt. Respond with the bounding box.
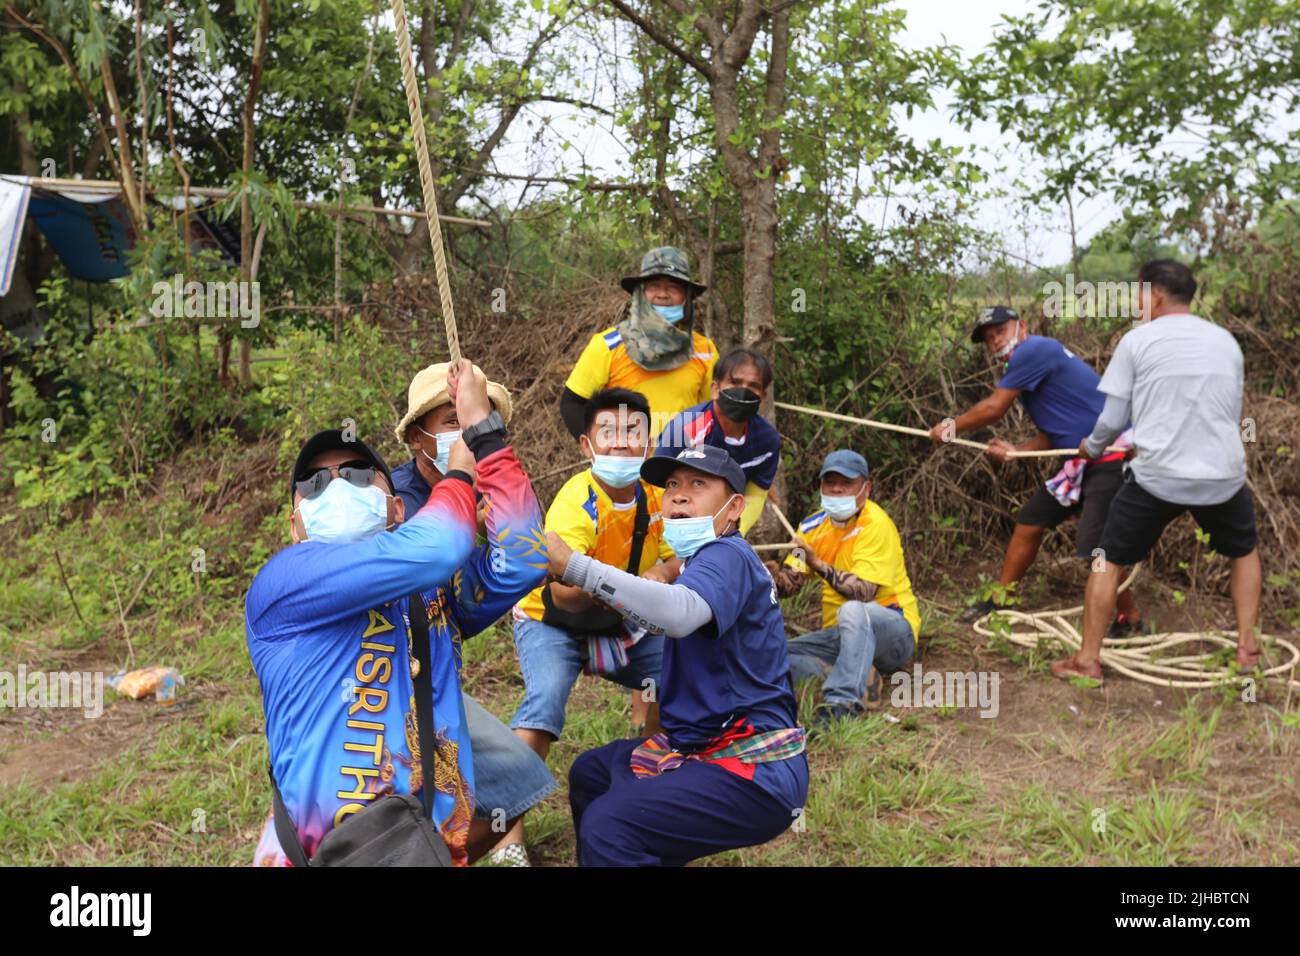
[546,446,807,866]
[928,306,1142,629]
[654,346,781,534]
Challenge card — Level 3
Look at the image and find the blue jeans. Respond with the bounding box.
[464,694,556,821]
[510,617,665,740]
[787,601,915,709]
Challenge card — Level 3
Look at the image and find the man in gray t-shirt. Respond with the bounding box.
[1052,261,1261,685]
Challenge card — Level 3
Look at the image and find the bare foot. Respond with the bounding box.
[1050,654,1104,685]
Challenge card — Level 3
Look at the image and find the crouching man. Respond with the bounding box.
[548,445,808,866]
[246,360,547,866]
[768,450,921,731]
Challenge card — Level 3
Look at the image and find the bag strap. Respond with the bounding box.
[269,762,311,868]
[267,593,440,867]
[408,591,439,821]
[625,486,650,574]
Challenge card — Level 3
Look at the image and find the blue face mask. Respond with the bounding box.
[820,492,861,521]
[662,495,740,559]
[591,453,644,489]
[418,425,462,474]
[652,303,685,324]
[297,478,390,543]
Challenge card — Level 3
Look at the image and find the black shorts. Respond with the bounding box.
[1095,473,1257,567]
[1016,459,1125,559]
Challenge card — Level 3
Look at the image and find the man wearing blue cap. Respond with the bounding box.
[768,450,920,729]
[928,306,1143,631]
[544,445,807,866]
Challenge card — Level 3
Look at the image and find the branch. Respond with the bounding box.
[441,16,566,205]
[604,0,713,79]
[533,94,614,117]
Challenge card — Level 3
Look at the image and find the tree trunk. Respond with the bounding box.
[234,0,269,386]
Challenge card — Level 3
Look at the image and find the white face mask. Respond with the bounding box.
[582,435,645,489]
[417,425,461,474]
[662,494,741,559]
[991,321,1021,360]
[296,478,390,543]
[820,492,860,521]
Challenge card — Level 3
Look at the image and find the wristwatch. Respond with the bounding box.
[461,409,506,445]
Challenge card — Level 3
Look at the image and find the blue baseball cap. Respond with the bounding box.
[970,305,1020,343]
[819,449,870,481]
[641,445,746,494]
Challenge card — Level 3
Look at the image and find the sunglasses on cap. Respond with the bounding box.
[294,460,380,500]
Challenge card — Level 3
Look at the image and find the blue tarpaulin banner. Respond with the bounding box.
[27,189,137,282]
[0,176,240,294]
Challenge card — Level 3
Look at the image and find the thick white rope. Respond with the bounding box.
[390,0,461,364]
[774,400,1124,458]
[970,569,1300,690]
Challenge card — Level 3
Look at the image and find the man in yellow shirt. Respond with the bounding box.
[766,450,920,730]
[560,246,719,439]
[513,388,680,758]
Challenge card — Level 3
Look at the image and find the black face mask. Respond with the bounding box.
[717,387,761,422]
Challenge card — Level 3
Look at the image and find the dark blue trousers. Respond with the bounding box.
[568,737,804,866]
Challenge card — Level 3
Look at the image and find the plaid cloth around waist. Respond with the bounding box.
[630,727,806,778]
[1045,427,1134,506]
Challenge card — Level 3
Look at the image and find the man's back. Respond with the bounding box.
[1099,313,1246,503]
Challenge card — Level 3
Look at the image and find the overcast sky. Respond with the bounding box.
[492,0,1121,269]
[893,0,1118,267]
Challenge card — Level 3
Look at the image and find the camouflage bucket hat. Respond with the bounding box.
[620,246,708,295]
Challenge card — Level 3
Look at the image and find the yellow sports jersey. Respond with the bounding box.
[785,499,921,638]
[516,468,675,621]
[565,326,719,436]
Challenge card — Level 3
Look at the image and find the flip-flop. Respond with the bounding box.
[1050,656,1104,686]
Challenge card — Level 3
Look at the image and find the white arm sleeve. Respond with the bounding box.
[561,552,713,638]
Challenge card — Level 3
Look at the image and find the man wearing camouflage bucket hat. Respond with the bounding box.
[560,246,719,441]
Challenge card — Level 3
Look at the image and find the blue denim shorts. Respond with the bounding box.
[464,694,556,821]
[510,617,664,740]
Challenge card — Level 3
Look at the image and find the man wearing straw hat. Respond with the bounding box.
[767,450,920,730]
[928,306,1143,631]
[390,360,557,867]
[560,246,719,440]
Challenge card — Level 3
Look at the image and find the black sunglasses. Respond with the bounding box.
[294,460,378,500]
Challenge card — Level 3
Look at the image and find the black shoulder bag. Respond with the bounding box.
[541,490,650,636]
[269,593,453,867]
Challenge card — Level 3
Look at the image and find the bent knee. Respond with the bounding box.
[835,600,871,631]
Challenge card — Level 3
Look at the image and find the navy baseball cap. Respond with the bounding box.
[291,429,394,501]
[970,305,1020,343]
[819,449,870,481]
[641,445,746,494]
